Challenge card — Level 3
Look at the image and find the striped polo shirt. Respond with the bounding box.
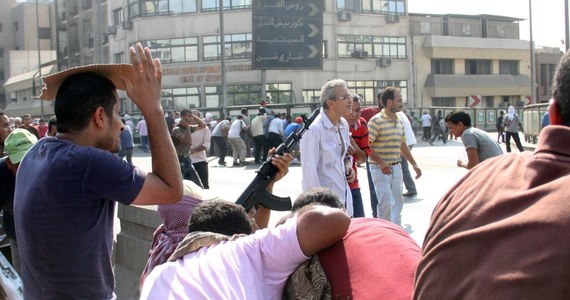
[367,109,405,164]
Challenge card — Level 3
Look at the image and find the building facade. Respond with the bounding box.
[107,0,409,117]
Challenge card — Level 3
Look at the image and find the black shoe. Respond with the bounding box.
[428,141,433,145]
[403,191,417,197]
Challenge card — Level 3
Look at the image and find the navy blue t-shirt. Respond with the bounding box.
[14,138,145,299]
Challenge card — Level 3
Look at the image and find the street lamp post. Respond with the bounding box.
[565,0,569,51]
[219,0,228,118]
[529,0,536,105]
[36,0,44,118]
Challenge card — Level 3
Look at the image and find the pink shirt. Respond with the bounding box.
[141,216,307,300]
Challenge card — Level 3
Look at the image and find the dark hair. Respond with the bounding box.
[552,50,570,125]
[352,94,362,103]
[54,72,117,133]
[241,108,247,114]
[381,87,399,107]
[180,108,192,117]
[445,110,472,127]
[187,199,252,236]
[48,116,57,132]
[292,188,344,212]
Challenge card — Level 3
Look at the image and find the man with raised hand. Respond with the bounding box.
[15,43,183,299]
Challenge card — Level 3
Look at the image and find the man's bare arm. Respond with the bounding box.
[296,205,350,256]
[122,43,183,205]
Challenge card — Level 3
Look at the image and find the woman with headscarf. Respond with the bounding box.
[503,106,524,152]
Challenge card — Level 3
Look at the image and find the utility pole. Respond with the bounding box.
[219,0,228,118]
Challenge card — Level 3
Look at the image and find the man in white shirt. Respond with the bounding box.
[267,113,284,150]
[228,115,247,166]
[398,110,418,197]
[251,109,268,164]
[189,110,212,189]
[300,79,355,216]
[420,111,432,141]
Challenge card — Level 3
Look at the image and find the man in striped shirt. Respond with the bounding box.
[368,87,422,226]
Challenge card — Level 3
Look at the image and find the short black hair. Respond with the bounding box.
[381,87,399,107]
[292,188,344,212]
[180,108,192,117]
[188,199,252,236]
[48,116,57,132]
[445,110,472,127]
[552,50,570,125]
[54,72,117,133]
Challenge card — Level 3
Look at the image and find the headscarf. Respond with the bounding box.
[507,106,516,119]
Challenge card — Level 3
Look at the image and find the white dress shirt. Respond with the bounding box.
[397,112,417,146]
[300,108,353,216]
[190,127,211,163]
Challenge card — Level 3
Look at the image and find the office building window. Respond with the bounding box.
[14,23,18,31]
[138,38,199,63]
[337,0,405,14]
[266,83,292,104]
[203,33,252,61]
[376,80,408,104]
[431,59,453,74]
[338,35,406,59]
[205,86,221,108]
[113,8,123,26]
[302,90,321,103]
[114,52,124,63]
[38,28,50,39]
[432,97,455,107]
[484,96,494,107]
[126,0,196,19]
[465,59,492,75]
[161,87,201,110]
[499,60,519,75]
[201,0,252,12]
[0,23,2,32]
[420,21,431,34]
[0,49,3,58]
[346,80,376,105]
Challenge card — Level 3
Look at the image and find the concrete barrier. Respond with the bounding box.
[114,205,160,300]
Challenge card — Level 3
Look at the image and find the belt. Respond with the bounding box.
[389,161,400,166]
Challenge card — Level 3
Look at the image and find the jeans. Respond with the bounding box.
[350,188,365,218]
[192,161,209,189]
[118,147,133,164]
[366,160,379,218]
[505,131,524,152]
[211,136,227,165]
[370,163,403,226]
[422,126,431,140]
[401,145,417,194]
[178,156,203,188]
[140,135,149,151]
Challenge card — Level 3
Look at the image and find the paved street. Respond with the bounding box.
[129,133,524,246]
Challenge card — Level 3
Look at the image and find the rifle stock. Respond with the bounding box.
[235,109,320,211]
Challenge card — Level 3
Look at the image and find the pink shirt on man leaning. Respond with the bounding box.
[140,216,307,300]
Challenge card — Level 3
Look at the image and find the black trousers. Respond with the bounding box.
[192,161,209,189]
[253,134,267,162]
[178,156,203,188]
[211,136,227,164]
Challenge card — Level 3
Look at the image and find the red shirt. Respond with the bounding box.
[349,117,370,190]
[319,218,420,299]
[360,106,380,122]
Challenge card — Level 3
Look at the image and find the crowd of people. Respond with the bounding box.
[0,43,568,299]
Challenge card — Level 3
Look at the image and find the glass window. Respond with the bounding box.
[499,60,519,75]
[376,80,408,104]
[302,90,321,103]
[432,97,455,107]
[113,52,124,63]
[136,37,198,64]
[338,35,406,59]
[465,59,492,75]
[203,33,252,61]
[431,59,453,74]
[161,87,201,110]
[205,86,221,108]
[339,0,405,14]
[113,8,123,26]
[201,0,252,11]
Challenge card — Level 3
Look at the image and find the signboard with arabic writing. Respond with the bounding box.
[252,0,323,70]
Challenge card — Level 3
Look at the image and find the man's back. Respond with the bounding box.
[461,127,503,162]
[141,216,308,300]
[15,138,145,299]
[414,126,570,299]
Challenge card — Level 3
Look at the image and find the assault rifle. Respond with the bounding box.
[235,109,320,211]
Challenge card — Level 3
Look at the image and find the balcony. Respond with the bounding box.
[424,74,531,97]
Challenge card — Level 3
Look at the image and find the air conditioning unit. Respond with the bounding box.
[351,51,369,59]
[107,26,117,35]
[376,58,392,67]
[386,14,400,23]
[122,20,132,30]
[338,11,352,22]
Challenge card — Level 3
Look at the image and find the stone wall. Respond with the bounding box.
[114,205,160,300]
